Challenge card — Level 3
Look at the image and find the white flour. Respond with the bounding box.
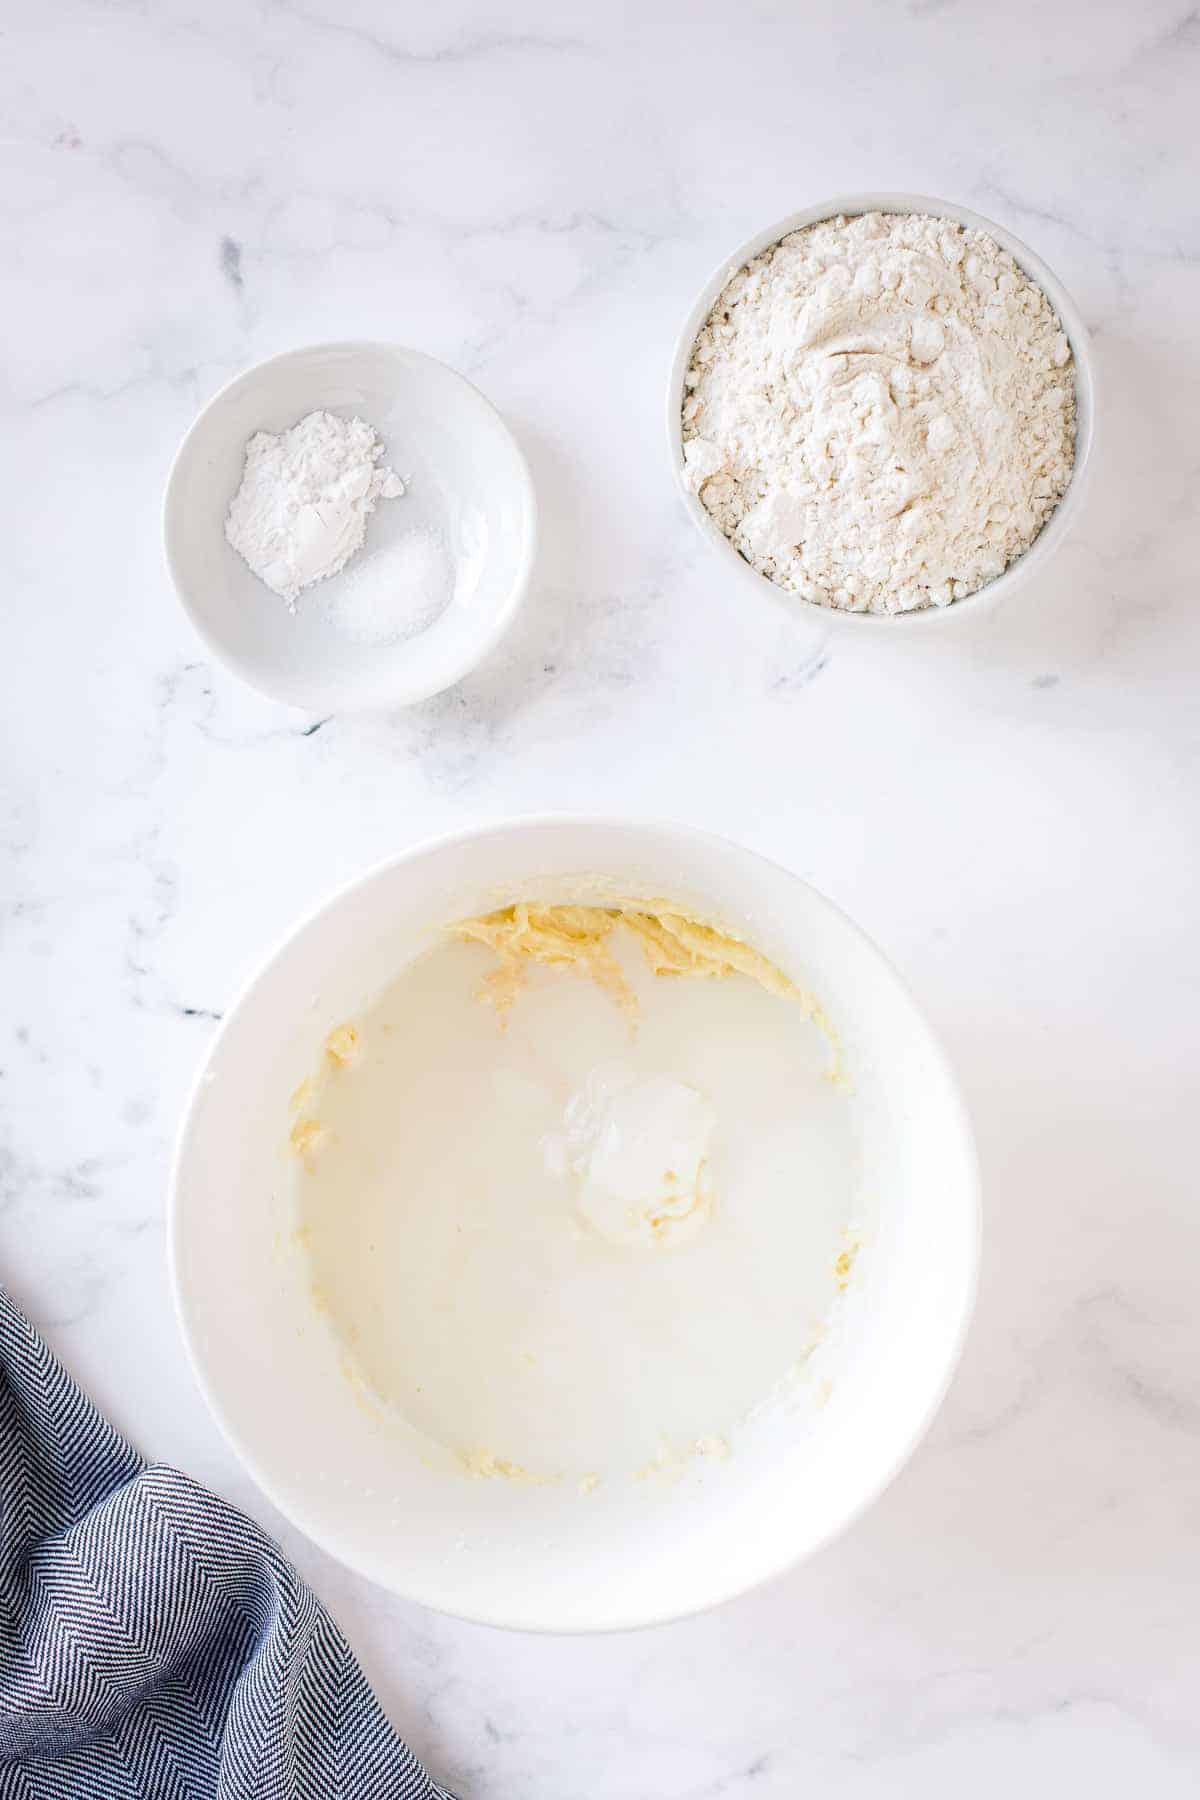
[682,211,1076,613]
[225,410,405,606]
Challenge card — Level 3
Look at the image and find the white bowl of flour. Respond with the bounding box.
[669,194,1094,625]
[165,343,537,709]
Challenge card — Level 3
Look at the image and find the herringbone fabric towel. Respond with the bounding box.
[0,1286,453,1799]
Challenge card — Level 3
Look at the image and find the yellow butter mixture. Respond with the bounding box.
[450,901,807,1020]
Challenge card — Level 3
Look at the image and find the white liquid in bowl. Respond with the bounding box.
[293,925,864,1481]
[172,821,979,1630]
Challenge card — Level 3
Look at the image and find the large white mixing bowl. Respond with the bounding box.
[169,819,979,1632]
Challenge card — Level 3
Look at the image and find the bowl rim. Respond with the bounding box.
[167,813,981,1633]
[162,339,539,711]
[667,190,1096,630]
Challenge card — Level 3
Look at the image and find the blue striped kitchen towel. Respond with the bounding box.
[0,1286,454,1799]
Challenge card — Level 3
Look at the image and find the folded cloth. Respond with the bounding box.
[0,1287,454,1799]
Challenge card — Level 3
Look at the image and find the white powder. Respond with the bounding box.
[225,410,405,606]
[682,211,1076,614]
[319,524,452,647]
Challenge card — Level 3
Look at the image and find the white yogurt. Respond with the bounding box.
[543,1068,716,1248]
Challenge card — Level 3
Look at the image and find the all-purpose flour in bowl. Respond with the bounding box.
[681,210,1077,615]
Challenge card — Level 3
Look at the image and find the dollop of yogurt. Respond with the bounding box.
[543,1068,716,1248]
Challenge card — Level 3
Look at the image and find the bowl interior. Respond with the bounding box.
[171,820,978,1631]
[668,192,1095,628]
[165,344,536,709]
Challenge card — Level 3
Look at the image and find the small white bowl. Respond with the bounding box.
[169,817,979,1633]
[164,343,537,710]
[668,192,1095,629]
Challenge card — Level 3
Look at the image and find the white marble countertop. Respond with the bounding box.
[4,1,1199,1792]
